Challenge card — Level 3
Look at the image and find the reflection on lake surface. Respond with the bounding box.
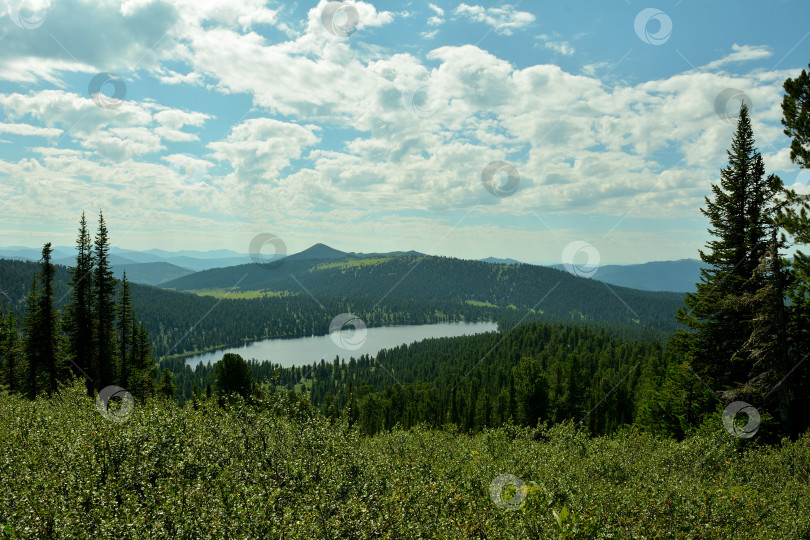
[184,321,499,368]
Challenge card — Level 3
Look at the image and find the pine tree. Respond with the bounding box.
[0,311,20,393]
[23,244,61,396]
[65,212,98,394]
[117,272,133,387]
[66,211,95,394]
[129,322,155,403]
[37,243,60,394]
[93,211,118,390]
[512,356,547,426]
[212,353,254,400]
[156,369,176,400]
[673,104,780,394]
[781,62,810,169]
[22,276,39,398]
[779,62,810,435]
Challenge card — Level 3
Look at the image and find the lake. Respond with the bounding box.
[184,321,499,368]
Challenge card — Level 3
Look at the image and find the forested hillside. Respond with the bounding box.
[161,255,685,334]
[159,322,668,437]
[2,253,683,359]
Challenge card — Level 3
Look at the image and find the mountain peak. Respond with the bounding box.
[286,243,348,261]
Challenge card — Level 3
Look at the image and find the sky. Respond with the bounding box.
[0,0,808,265]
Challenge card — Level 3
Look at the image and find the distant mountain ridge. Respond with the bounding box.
[113,262,195,286]
[2,243,704,292]
[549,259,707,293]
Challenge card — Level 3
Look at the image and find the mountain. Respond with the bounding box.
[2,255,681,361]
[283,244,424,262]
[155,255,252,272]
[112,262,195,286]
[284,243,348,261]
[1,243,428,274]
[54,254,139,267]
[161,254,684,331]
[549,259,707,293]
[0,246,74,262]
[143,248,246,260]
[480,257,521,265]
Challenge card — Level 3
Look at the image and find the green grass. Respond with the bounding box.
[188,288,291,299]
[466,299,499,308]
[2,380,809,538]
[311,257,398,271]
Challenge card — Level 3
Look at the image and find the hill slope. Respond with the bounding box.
[112,262,195,286]
[162,255,684,332]
[550,259,706,293]
[2,255,681,359]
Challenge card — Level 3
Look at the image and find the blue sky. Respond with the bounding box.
[0,0,808,265]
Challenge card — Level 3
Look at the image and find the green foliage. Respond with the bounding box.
[782,62,810,169]
[212,353,254,401]
[0,212,155,402]
[156,368,176,400]
[93,210,118,390]
[0,380,808,538]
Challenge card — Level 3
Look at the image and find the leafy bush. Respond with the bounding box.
[1,380,808,538]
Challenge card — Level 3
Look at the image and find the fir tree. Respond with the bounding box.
[129,322,156,403]
[673,104,781,394]
[778,62,810,435]
[781,62,810,169]
[93,211,118,390]
[22,276,39,398]
[0,311,20,393]
[117,272,133,387]
[156,369,177,400]
[66,211,95,394]
[23,245,61,396]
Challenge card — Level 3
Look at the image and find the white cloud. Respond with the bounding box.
[543,40,574,56]
[0,122,61,137]
[428,3,444,17]
[704,44,772,70]
[0,2,801,262]
[207,118,320,181]
[0,89,212,158]
[152,67,204,86]
[453,3,535,35]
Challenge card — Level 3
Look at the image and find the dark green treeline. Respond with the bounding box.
[0,211,156,400]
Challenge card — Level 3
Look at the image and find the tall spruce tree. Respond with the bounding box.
[93,211,118,390]
[22,276,39,398]
[117,272,133,387]
[128,322,156,402]
[0,311,20,393]
[779,62,810,435]
[782,62,810,169]
[66,211,95,394]
[673,104,781,395]
[23,244,61,396]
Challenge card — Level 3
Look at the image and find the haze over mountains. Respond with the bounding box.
[0,243,705,292]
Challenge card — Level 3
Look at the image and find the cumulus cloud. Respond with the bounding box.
[453,3,535,35]
[704,44,773,70]
[0,0,178,81]
[207,118,320,181]
[0,122,61,137]
[0,0,800,262]
[0,89,212,159]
